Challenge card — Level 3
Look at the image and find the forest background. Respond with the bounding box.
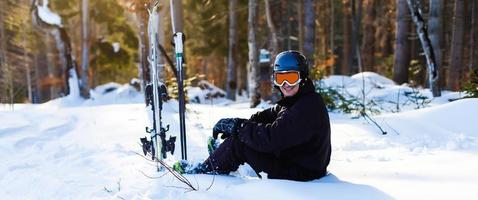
[1,0,477,106]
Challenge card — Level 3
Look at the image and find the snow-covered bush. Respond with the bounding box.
[315,72,433,115]
[187,80,227,104]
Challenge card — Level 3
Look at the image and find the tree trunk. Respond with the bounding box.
[226,0,237,100]
[286,1,292,49]
[279,0,289,50]
[298,0,304,52]
[248,0,260,108]
[147,3,168,85]
[80,0,90,98]
[265,0,279,59]
[33,47,43,103]
[407,0,441,96]
[51,28,80,97]
[31,0,82,98]
[448,0,465,90]
[303,0,315,70]
[0,1,12,103]
[342,0,353,75]
[170,0,184,33]
[266,0,281,102]
[23,34,32,103]
[157,1,167,83]
[428,0,444,88]
[318,0,328,69]
[136,3,150,93]
[362,0,375,71]
[351,0,362,73]
[393,0,410,84]
[374,0,396,75]
[44,34,57,99]
[330,0,337,74]
[470,0,478,75]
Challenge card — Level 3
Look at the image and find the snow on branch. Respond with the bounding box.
[36,0,62,26]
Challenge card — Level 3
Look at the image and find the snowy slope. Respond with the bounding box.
[1,77,478,200]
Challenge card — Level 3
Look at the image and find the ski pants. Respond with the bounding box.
[202,135,325,181]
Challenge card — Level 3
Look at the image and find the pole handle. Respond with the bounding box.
[173,32,184,54]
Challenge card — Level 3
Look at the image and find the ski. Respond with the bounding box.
[140,2,176,170]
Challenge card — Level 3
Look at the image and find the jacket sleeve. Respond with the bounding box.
[248,105,279,124]
[238,97,320,154]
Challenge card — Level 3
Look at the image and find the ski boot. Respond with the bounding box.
[207,136,220,156]
[172,160,210,174]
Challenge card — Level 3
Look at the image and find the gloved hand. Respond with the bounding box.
[212,118,247,139]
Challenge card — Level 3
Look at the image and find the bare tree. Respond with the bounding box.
[470,0,478,75]
[135,0,151,93]
[0,0,13,103]
[351,0,362,73]
[298,0,303,52]
[226,0,237,100]
[157,0,167,83]
[342,0,353,75]
[330,0,336,74]
[265,0,279,59]
[279,0,289,50]
[22,34,32,102]
[448,0,464,90]
[248,0,260,107]
[44,33,59,99]
[362,0,376,71]
[31,0,82,98]
[80,0,90,98]
[428,0,443,91]
[374,0,395,74]
[303,0,316,70]
[393,0,410,84]
[169,0,184,33]
[407,0,441,96]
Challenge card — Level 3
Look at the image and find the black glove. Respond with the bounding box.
[212,118,247,139]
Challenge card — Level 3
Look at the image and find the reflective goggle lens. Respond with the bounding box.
[274,71,301,86]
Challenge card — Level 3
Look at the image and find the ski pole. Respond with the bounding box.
[174,32,187,160]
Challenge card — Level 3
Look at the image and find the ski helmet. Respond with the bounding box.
[273,50,309,77]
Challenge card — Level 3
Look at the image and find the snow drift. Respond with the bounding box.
[1,73,477,200]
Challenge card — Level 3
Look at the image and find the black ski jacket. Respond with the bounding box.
[237,79,331,178]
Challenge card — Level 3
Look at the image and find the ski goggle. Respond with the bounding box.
[273,71,301,87]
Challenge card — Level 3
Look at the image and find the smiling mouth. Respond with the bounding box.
[282,85,295,91]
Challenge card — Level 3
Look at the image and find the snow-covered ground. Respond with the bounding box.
[1,73,477,200]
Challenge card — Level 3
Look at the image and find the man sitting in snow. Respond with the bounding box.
[174,51,331,181]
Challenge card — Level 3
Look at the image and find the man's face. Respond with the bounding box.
[280,82,300,97]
